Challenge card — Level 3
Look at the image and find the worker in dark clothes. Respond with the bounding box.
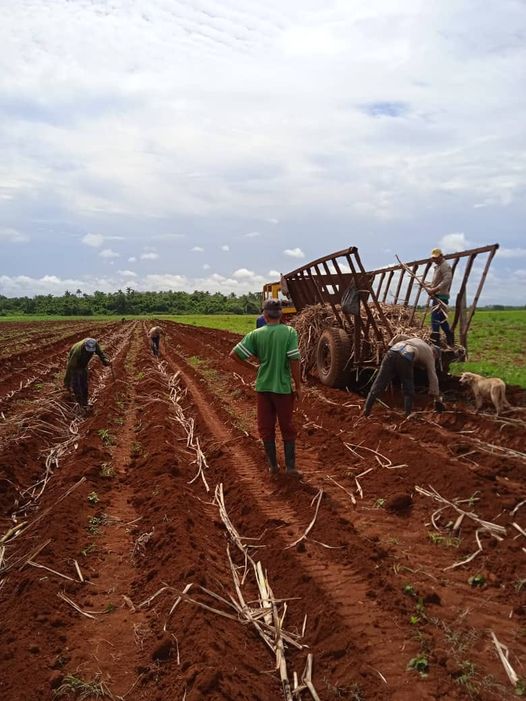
[148,326,163,356]
[256,313,266,328]
[363,335,445,417]
[64,338,111,409]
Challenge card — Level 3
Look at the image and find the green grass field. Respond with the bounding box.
[450,310,526,388]
[169,314,256,334]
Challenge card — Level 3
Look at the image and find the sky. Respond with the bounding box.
[0,0,525,304]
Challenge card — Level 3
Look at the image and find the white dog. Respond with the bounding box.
[459,372,511,416]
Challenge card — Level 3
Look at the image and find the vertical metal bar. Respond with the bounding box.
[375,271,386,300]
[351,250,393,339]
[334,256,362,364]
[458,289,467,349]
[393,269,406,304]
[320,260,352,329]
[308,265,343,328]
[464,247,498,334]
[342,253,383,358]
[451,254,476,333]
[403,264,419,306]
[382,270,395,303]
[409,260,432,325]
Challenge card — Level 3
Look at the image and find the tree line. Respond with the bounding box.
[0,288,262,316]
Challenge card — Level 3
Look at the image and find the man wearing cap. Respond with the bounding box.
[148,325,163,356]
[428,248,454,347]
[230,299,303,476]
[64,338,111,409]
[363,334,445,417]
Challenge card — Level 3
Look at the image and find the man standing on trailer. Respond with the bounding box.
[148,325,163,356]
[427,248,454,347]
[363,335,445,417]
[230,299,303,476]
[64,338,111,410]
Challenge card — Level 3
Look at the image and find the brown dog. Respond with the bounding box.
[459,372,511,415]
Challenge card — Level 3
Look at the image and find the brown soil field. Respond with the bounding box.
[0,320,525,701]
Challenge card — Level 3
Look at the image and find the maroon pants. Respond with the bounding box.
[257,392,296,442]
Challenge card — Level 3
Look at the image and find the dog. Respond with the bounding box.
[459,372,511,416]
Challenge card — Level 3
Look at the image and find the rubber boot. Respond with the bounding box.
[430,331,441,347]
[363,393,376,417]
[284,442,301,476]
[445,329,455,347]
[263,441,279,474]
[403,395,413,417]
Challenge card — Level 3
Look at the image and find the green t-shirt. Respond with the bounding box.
[234,324,301,394]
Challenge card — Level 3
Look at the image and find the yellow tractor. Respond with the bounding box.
[261,281,296,321]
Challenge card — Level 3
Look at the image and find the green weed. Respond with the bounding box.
[97,428,114,446]
[373,498,385,509]
[99,463,115,478]
[428,531,460,548]
[54,673,113,698]
[87,515,106,535]
[468,574,486,588]
[408,654,429,677]
[87,491,99,505]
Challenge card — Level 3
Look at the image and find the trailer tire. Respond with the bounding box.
[316,327,352,387]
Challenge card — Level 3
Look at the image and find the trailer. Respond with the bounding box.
[283,244,499,387]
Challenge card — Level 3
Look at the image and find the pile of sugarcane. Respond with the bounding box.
[291,302,435,374]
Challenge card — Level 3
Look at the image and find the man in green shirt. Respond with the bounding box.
[64,337,111,410]
[230,299,303,476]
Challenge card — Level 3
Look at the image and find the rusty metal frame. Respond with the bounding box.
[284,243,499,368]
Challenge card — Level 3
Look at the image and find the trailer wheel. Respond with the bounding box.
[316,327,352,387]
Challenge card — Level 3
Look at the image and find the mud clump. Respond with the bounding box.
[385,492,413,514]
[152,635,175,662]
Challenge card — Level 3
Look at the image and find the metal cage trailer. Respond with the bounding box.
[283,243,499,387]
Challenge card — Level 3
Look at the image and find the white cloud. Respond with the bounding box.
[128,257,137,263]
[497,248,526,259]
[99,248,120,259]
[81,233,104,247]
[438,233,473,253]
[118,269,137,276]
[268,269,280,277]
[0,1,525,305]
[221,244,230,251]
[245,231,260,238]
[203,263,211,270]
[143,245,157,252]
[143,274,186,289]
[0,227,29,243]
[140,252,159,260]
[284,248,305,258]
[191,246,204,252]
[232,268,255,279]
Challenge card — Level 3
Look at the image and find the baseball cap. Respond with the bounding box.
[263,299,282,318]
[431,248,443,258]
[84,338,97,352]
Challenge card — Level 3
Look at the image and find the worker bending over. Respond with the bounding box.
[363,335,445,417]
[148,326,163,356]
[230,299,303,476]
[64,338,111,410]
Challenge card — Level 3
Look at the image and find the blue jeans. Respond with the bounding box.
[431,296,451,336]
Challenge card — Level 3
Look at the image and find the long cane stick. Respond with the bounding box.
[395,255,448,314]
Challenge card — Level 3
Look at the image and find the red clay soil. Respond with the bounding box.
[0,320,525,701]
